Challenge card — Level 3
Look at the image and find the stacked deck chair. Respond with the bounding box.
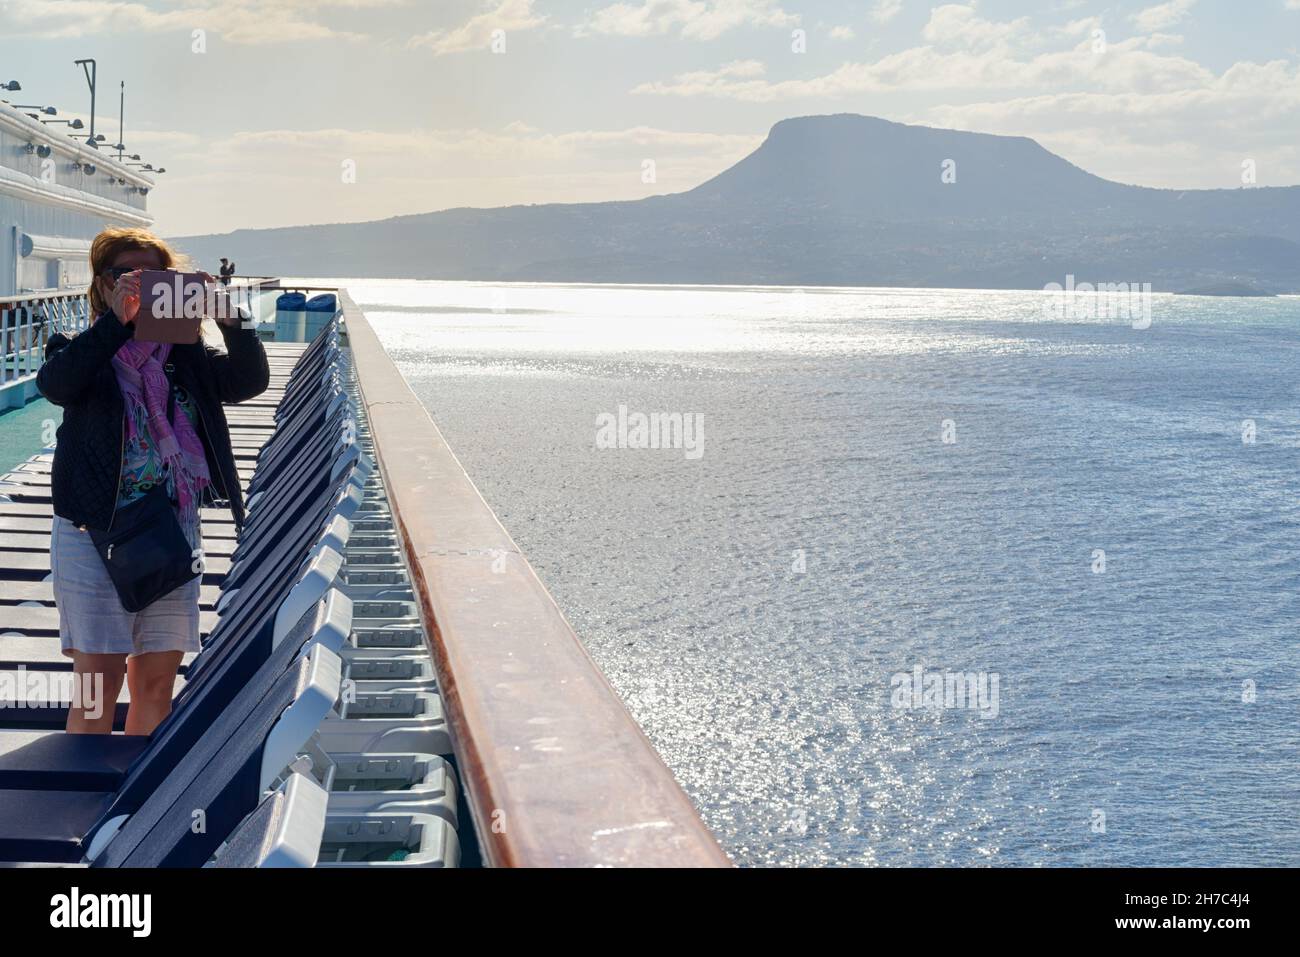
[0,318,394,866]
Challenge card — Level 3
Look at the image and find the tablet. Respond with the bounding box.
[134,269,206,344]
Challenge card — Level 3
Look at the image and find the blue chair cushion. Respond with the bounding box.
[0,731,148,791]
[0,789,112,862]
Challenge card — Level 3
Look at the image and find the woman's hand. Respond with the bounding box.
[197,271,241,327]
[110,271,142,325]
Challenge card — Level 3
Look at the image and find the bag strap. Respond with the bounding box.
[163,361,177,425]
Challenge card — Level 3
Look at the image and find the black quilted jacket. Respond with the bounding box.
[37,310,270,532]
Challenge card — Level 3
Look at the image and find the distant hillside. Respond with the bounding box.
[172,114,1300,292]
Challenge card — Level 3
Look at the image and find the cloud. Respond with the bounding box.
[830,25,856,41]
[633,59,775,98]
[871,0,902,24]
[209,124,757,161]
[1,0,209,38]
[408,0,546,55]
[624,3,1300,187]
[917,57,1300,187]
[0,0,409,43]
[581,0,799,41]
[921,4,1033,51]
[1130,0,1196,32]
[153,122,764,233]
[632,22,1227,101]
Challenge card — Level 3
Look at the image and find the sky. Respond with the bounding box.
[2,0,1298,237]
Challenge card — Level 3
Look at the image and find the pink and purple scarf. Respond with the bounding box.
[112,338,211,532]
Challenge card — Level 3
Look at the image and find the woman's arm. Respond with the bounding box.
[206,306,271,404]
[36,311,134,406]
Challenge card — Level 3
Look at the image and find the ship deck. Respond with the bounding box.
[0,295,729,867]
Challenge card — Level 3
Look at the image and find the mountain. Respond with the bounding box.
[171,114,1300,292]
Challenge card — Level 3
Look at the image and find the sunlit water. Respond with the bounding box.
[344,280,1299,867]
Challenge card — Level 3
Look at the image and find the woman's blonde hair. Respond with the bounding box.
[87,227,188,316]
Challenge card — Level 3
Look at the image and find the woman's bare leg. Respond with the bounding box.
[124,651,184,735]
[66,653,127,734]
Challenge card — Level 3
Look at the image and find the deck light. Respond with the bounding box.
[15,104,56,115]
[2,81,20,91]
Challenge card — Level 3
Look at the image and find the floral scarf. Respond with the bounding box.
[112,338,211,535]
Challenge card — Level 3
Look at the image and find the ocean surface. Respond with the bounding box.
[346,280,1299,867]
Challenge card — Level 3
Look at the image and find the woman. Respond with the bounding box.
[37,227,270,735]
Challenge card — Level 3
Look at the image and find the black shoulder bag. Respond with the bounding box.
[90,365,201,613]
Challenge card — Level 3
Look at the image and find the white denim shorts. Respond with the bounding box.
[50,515,201,658]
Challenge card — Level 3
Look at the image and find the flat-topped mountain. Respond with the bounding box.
[173,114,1300,292]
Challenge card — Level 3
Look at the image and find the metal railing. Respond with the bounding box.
[342,291,731,867]
[0,282,311,383]
[0,291,91,388]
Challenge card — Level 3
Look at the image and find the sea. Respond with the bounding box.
[346,279,1299,867]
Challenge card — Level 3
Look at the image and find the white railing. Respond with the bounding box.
[1,280,287,397]
[0,290,91,389]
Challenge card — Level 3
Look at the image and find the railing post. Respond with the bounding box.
[8,305,26,383]
[0,307,9,386]
[19,304,31,380]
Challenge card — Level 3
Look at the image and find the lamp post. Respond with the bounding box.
[117,81,125,161]
[73,58,97,148]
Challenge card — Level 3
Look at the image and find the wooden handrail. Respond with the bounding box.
[341,291,731,868]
